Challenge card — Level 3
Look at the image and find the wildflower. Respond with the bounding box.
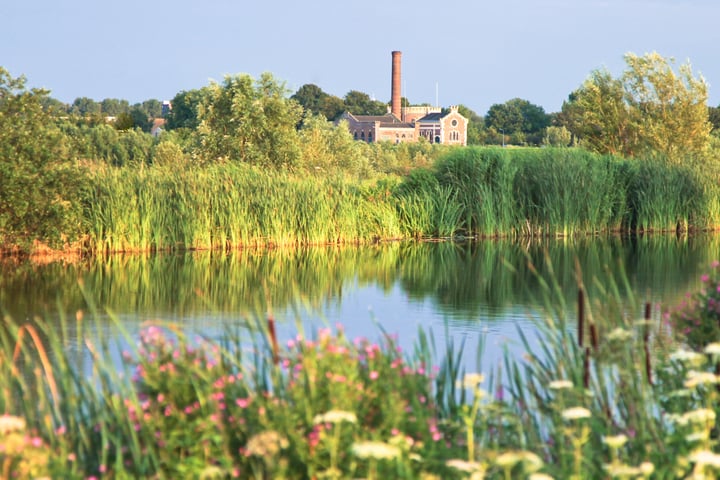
[607,328,633,342]
[312,410,357,425]
[561,406,591,421]
[684,370,719,388]
[0,415,25,435]
[669,349,706,365]
[686,431,709,443]
[529,474,554,480]
[369,370,379,380]
[639,462,654,475]
[245,430,289,459]
[495,451,542,472]
[446,459,484,473]
[460,373,485,389]
[603,463,641,477]
[351,441,401,460]
[689,450,720,468]
[548,380,573,390]
[704,343,720,356]
[602,434,628,449]
[677,408,716,426]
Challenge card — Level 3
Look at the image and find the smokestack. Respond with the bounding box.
[391,51,402,119]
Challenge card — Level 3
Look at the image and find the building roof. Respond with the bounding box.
[344,112,414,128]
[416,112,445,122]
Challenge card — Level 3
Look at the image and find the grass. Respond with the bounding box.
[73,147,720,255]
[3,259,720,478]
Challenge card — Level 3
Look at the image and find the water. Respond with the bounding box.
[1,235,717,374]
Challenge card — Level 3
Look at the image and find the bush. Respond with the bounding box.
[668,261,720,351]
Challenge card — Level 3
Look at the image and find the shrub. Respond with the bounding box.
[668,261,720,351]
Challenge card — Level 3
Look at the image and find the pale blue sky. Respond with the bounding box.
[4,0,720,115]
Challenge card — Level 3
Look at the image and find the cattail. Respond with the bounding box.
[267,315,279,365]
[578,288,585,348]
[583,347,590,389]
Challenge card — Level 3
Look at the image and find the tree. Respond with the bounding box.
[139,99,163,118]
[560,70,631,155]
[456,104,485,145]
[70,96,101,116]
[291,84,345,121]
[561,52,711,162]
[343,90,387,116]
[195,73,303,167]
[101,98,130,116]
[0,68,84,247]
[709,106,720,135]
[485,98,550,145]
[166,88,207,131]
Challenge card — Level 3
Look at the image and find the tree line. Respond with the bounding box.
[1,52,720,249]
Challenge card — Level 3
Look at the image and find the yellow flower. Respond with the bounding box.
[602,434,628,449]
[678,408,716,426]
[529,474,554,480]
[446,459,484,473]
[684,370,719,389]
[689,450,720,468]
[0,415,26,435]
[669,349,706,365]
[460,373,485,389]
[548,380,573,390]
[312,409,357,425]
[351,441,401,460]
[704,343,720,356]
[561,406,591,420]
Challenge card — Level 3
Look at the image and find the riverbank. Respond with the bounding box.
[4,147,720,258]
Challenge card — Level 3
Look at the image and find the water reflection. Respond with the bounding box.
[0,235,717,354]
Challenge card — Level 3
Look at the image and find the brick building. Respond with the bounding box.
[339,51,468,146]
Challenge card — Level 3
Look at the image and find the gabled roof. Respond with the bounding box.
[416,112,445,122]
[344,112,414,128]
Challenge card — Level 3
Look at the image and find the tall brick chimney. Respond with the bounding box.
[391,51,402,119]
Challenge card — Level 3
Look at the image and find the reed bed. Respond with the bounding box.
[3,260,720,478]
[78,147,720,254]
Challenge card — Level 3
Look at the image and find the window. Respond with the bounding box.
[450,131,459,141]
[434,135,441,144]
[361,132,365,140]
[368,132,373,142]
[451,119,458,127]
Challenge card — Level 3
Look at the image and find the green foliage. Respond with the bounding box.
[562,52,711,162]
[165,88,209,131]
[0,67,86,248]
[291,83,345,121]
[343,90,387,116]
[668,261,720,351]
[8,258,720,478]
[195,73,303,167]
[484,98,550,146]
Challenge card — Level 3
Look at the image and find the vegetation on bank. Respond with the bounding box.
[1,260,720,478]
[2,54,720,255]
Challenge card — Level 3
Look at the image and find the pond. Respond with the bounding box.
[1,234,717,374]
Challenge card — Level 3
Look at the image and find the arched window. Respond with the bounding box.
[368,132,373,142]
[354,132,358,140]
[451,131,459,141]
[361,132,365,140]
[434,135,441,144]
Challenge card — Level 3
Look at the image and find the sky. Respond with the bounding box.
[4,0,720,116]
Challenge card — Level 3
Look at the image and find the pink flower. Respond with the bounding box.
[236,398,250,408]
[369,370,379,380]
[701,274,710,283]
